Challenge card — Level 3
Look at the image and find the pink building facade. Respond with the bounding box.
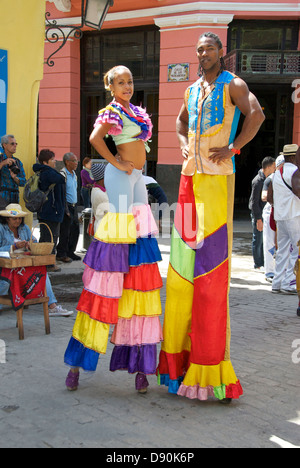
[41,0,300,204]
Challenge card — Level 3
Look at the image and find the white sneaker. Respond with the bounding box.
[280,288,298,295]
[49,304,74,317]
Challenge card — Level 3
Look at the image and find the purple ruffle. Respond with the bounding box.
[84,240,129,273]
[110,344,157,375]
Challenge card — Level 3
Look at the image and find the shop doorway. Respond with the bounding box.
[235,84,294,210]
[80,26,160,177]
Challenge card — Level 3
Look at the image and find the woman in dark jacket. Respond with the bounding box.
[33,149,66,272]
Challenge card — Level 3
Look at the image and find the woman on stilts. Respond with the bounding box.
[64,66,163,393]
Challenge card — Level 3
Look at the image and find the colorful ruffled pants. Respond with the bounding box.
[64,166,163,375]
[157,172,243,401]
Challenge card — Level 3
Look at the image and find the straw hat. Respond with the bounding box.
[283,144,299,158]
[0,204,29,218]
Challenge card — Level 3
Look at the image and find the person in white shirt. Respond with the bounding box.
[90,163,109,232]
[261,154,285,282]
[267,144,300,295]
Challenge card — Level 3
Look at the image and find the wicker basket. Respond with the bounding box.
[30,223,54,256]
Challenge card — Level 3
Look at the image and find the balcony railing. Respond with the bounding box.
[224,50,300,77]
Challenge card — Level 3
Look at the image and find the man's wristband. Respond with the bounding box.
[228,143,241,155]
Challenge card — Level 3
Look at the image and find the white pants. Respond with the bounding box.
[272,216,300,290]
[262,204,276,277]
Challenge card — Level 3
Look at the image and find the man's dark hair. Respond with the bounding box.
[262,156,275,169]
[197,32,226,77]
[0,215,24,226]
[38,149,55,164]
[199,32,223,50]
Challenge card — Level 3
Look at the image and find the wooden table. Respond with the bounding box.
[0,254,55,340]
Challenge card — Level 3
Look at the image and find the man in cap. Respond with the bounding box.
[0,135,26,209]
[268,144,300,294]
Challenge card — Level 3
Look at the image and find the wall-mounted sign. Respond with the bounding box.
[0,50,8,137]
[168,63,189,82]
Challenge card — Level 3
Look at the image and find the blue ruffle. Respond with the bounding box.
[64,337,100,372]
[158,373,184,394]
[129,237,162,267]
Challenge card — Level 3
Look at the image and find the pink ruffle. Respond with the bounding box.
[94,108,123,135]
[111,316,163,346]
[82,266,124,299]
[132,204,158,238]
[177,384,215,401]
[177,380,243,401]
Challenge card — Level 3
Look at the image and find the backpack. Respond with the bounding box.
[23,171,55,213]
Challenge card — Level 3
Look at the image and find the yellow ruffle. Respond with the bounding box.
[118,289,162,319]
[182,361,238,388]
[72,311,110,355]
[94,212,137,244]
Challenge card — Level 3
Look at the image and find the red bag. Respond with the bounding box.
[0,266,47,310]
[270,206,276,232]
[87,215,95,237]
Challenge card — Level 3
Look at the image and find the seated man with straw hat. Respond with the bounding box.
[0,204,73,317]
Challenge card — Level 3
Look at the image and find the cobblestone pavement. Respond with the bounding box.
[0,223,300,448]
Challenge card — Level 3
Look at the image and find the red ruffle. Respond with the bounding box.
[226,380,243,399]
[123,263,163,292]
[77,289,119,325]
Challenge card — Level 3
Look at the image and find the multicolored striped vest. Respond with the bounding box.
[182,70,241,176]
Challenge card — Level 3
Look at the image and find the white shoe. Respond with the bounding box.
[280,289,298,295]
[49,304,73,317]
[265,276,273,283]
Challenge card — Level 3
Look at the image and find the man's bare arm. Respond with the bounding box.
[176,103,189,159]
[230,78,266,149]
[209,78,265,165]
[292,170,300,199]
[267,180,274,205]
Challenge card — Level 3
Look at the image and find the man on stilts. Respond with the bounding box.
[157,32,265,403]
